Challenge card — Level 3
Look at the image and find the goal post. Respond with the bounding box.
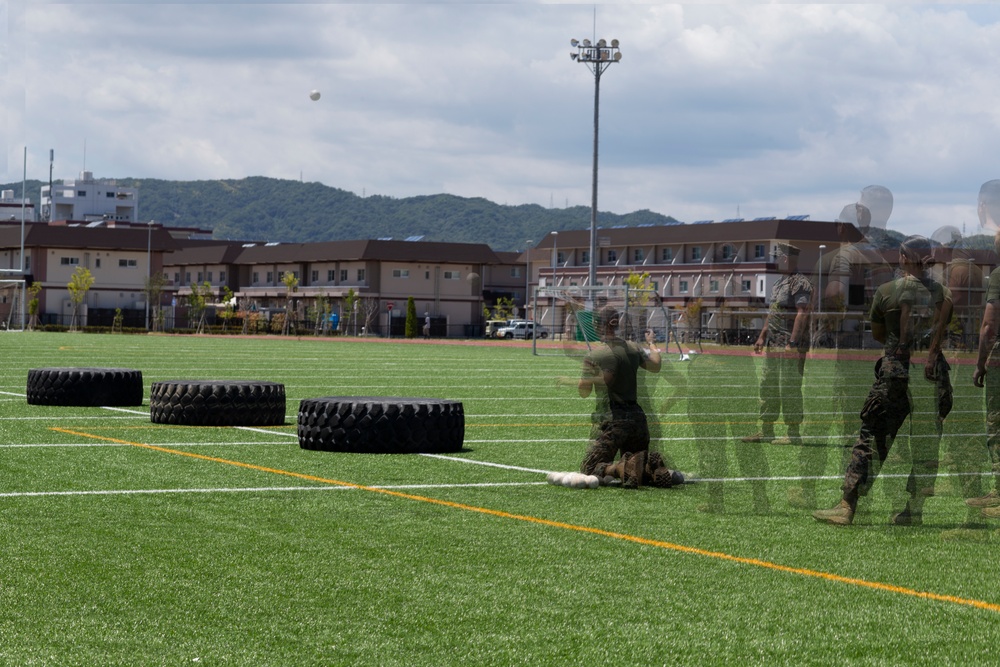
[530,284,682,356]
[0,279,27,332]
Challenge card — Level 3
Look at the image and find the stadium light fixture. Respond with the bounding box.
[569,36,621,292]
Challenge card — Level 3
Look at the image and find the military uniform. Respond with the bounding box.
[980,268,1000,498]
[841,274,950,511]
[752,270,813,442]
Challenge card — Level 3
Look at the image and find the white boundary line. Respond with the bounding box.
[0,482,548,499]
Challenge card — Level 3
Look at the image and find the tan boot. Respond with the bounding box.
[813,499,855,526]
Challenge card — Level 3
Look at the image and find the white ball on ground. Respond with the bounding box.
[548,472,566,485]
[561,472,579,488]
[585,475,600,489]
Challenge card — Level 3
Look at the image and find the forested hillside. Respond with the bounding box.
[1,177,679,251]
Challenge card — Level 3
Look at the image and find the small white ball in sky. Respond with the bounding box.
[309,90,321,101]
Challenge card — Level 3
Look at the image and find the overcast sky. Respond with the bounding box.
[5,2,1000,241]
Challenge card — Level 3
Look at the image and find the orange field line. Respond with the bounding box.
[51,426,1000,614]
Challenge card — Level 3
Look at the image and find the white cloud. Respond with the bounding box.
[4,2,1000,240]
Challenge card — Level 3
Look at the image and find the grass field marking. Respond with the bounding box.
[102,406,147,415]
[418,452,551,474]
[48,427,1000,616]
[0,390,25,397]
[235,426,298,437]
[0,482,547,499]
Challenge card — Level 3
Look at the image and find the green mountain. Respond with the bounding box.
[2,177,680,251]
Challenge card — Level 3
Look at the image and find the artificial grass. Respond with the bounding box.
[1,332,998,665]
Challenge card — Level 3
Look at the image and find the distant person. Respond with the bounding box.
[859,184,894,230]
[814,236,952,526]
[743,243,813,445]
[423,312,431,338]
[575,306,683,488]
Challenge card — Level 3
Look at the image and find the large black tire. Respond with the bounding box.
[150,381,286,426]
[26,368,144,407]
[298,397,464,454]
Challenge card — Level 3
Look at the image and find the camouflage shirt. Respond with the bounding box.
[767,273,813,346]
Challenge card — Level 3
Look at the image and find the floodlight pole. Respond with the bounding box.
[525,240,533,320]
[570,37,621,294]
[145,220,153,331]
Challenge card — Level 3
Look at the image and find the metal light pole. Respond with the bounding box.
[817,244,826,346]
[551,231,558,337]
[145,220,153,331]
[570,37,621,292]
[525,240,533,320]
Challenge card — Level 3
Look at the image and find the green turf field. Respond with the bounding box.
[2,332,998,665]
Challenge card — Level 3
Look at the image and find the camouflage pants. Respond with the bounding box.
[984,349,1000,486]
[580,406,650,476]
[842,355,911,503]
[758,349,805,428]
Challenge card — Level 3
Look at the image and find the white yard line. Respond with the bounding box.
[0,482,547,499]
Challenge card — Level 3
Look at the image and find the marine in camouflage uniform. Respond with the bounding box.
[578,306,682,488]
[970,262,1000,517]
[744,244,813,444]
[815,236,952,526]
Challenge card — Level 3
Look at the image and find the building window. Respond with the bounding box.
[60,257,80,266]
[266,272,273,283]
[661,248,673,262]
[581,250,589,264]
[357,269,365,282]
[691,247,702,261]
[95,258,101,269]
[340,269,347,282]
[443,271,460,280]
[511,267,522,278]
[185,272,191,283]
[220,271,226,283]
[556,251,565,265]
[252,272,259,284]
[425,271,431,279]
[679,280,689,294]
[311,270,318,283]
[392,269,410,278]
[710,279,719,293]
[721,245,734,260]
[741,279,752,292]
[754,244,766,259]
[77,190,86,197]
[633,248,644,263]
[175,273,181,284]
[607,249,618,262]
[206,272,213,283]
[106,192,115,198]
[197,272,204,283]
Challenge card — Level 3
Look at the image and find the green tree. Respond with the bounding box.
[26,281,42,331]
[144,271,169,332]
[312,292,330,336]
[405,296,418,338]
[624,271,653,307]
[187,281,213,334]
[343,288,359,335]
[483,296,515,321]
[281,271,299,335]
[218,286,235,333]
[67,266,95,332]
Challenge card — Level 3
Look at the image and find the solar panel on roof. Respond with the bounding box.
[752,216,776,221]
[787,214,810,221]
[721,218,744,223]
[377,237,393,241]
[404,235,425,242]
[691,220,713,225]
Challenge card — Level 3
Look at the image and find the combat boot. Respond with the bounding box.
[966,489,1000,508]
[813,499,856,526]
[622,451,647,489]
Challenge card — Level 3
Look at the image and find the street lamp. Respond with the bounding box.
[551,231,558,337]
[817,244,826,347]
[570,37,621,292]
[145,220,153,331]
[525,240,533,320]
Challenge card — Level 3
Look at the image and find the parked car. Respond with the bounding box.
[497,320,549,340]
[484,319,513,339]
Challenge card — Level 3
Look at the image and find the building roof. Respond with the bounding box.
[232,239,503,265]
[532,219,864,249]
[0,222,181,252]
